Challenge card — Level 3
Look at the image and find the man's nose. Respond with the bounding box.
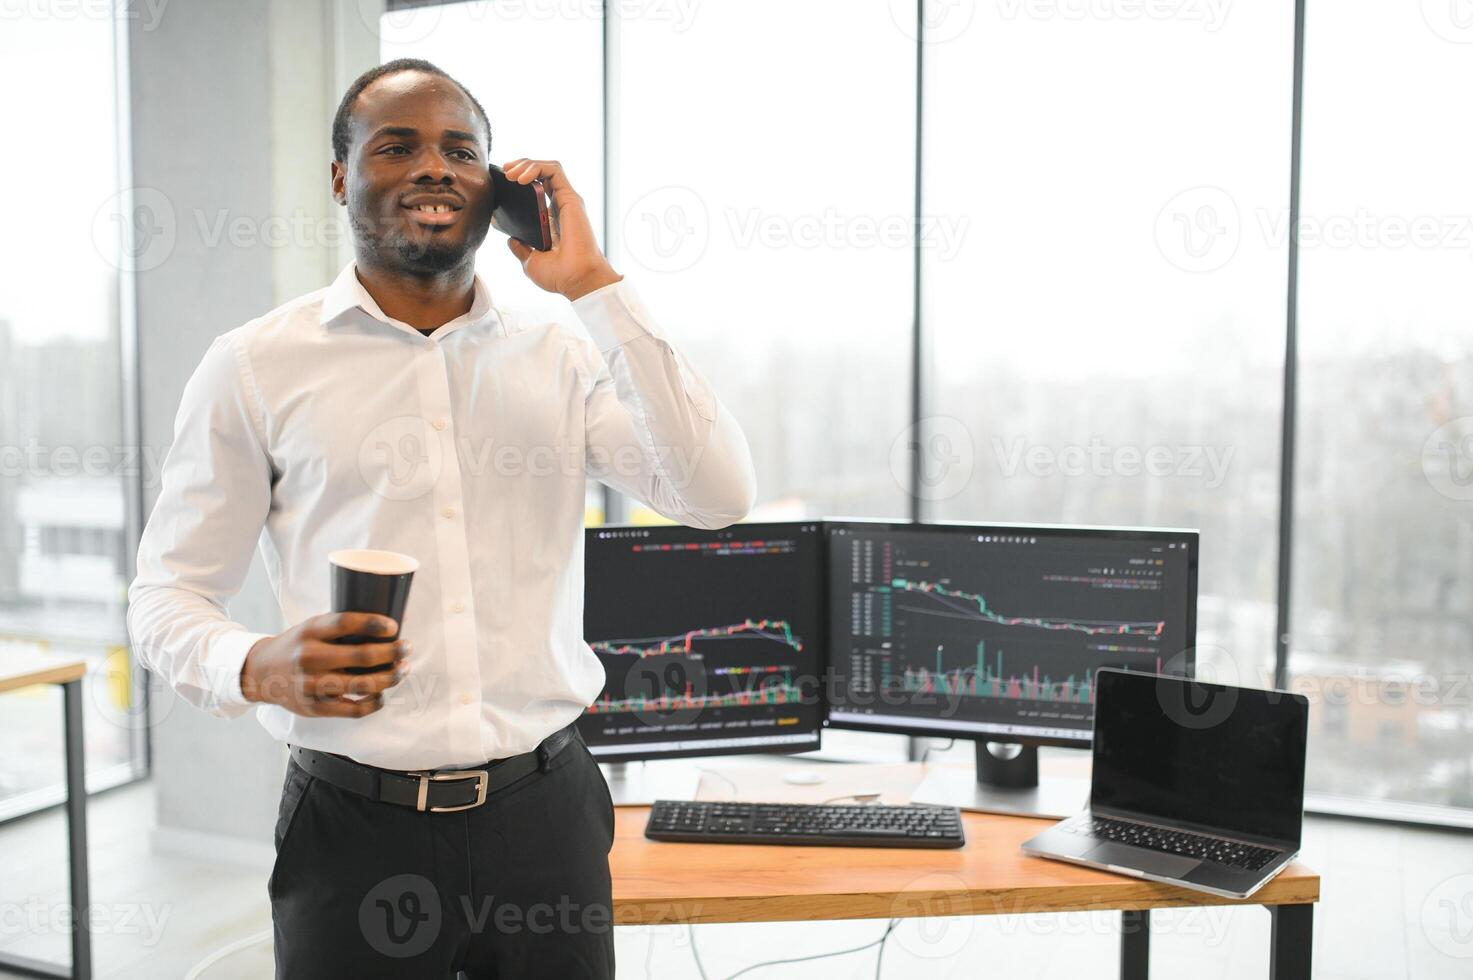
[409,148,454,182]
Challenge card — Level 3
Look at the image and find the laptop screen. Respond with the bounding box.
[1090,669,1308,844]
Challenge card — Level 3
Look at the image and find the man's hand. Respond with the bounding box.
[502,158,622,301]
[239,612,410,718]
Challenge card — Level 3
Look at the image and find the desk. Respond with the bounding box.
[609,806,1318,979]
[0,653,92,980]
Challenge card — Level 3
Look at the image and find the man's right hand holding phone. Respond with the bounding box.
[240,612,410,718]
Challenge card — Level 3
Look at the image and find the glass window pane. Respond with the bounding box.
[380,1,605,324]
[615,0,916,520]
[924,8,1295,689]
[0,14,136,814]
[381,2,608,527]
[1292,2,1473,810]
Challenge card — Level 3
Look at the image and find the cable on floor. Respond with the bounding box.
[688,918,902,980]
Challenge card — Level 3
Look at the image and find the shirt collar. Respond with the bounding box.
[318,261,498,338]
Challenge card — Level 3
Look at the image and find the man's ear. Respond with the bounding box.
[330,159,346,206]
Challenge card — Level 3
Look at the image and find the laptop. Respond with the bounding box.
[1022,667,1309,900]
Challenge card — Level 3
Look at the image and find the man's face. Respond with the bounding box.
[332,71,494,277]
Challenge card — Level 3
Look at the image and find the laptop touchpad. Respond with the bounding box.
[1086,842,1201,878]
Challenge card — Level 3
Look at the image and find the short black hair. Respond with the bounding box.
[331,58,491,163]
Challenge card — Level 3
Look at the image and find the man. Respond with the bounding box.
[127,57,756,979]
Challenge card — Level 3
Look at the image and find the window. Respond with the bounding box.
[0,12,139,817]
[378,0,1473,823]
[613,0,916,521]
[380,0,605,326]
[1292,0,1473,810]
[381,0,608,526]
[923,6,1295,691]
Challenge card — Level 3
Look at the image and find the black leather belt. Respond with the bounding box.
[287,724,578,813]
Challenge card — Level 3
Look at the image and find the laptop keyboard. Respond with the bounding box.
[1069,815,1279,871]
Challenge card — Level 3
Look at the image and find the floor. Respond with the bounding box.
[2,776,1472,979]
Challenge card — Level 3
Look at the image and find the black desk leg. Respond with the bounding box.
[1120,909,1150,980]
[63,679,93,980]
[1268,903,1312,980]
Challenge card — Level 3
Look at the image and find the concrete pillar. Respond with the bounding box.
[128,0,383,866]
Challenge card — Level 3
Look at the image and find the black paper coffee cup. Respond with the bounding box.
[329,549,418,674]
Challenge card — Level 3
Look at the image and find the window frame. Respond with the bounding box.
[302,0,1468,828]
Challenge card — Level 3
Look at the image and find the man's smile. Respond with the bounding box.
[401,193,463,226]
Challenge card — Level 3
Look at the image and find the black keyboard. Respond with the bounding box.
[645,800,965,849]
[1068,815,1279,871]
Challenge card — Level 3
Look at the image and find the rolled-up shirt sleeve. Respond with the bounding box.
[126,332,274,719]
[572,279,757,529]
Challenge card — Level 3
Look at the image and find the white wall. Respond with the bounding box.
[129,0,383,864]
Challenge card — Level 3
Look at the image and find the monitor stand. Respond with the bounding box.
[598,761,701,807]
[909,740,1087,820]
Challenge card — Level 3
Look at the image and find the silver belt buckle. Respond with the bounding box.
[411,769,489,812]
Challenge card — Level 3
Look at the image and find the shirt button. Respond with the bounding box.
[451,601,465,613]
[442,507,456,519]
[460,692,473,705]
[424,339,435,350]
[432,419,446,431]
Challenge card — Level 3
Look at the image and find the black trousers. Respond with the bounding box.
[268,735,616,979]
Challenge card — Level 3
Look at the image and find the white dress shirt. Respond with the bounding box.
[127,262,756,770]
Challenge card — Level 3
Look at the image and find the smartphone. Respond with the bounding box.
[489,164,555,251]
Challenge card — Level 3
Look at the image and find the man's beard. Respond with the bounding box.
[393,234,466,274]
[351,210,486,276]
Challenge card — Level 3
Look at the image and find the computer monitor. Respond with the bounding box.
[824,520,1198,816]
[579,521,826,763]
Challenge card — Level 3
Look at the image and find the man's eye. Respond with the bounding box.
[451,149,476,160]
[380,145,408,155]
